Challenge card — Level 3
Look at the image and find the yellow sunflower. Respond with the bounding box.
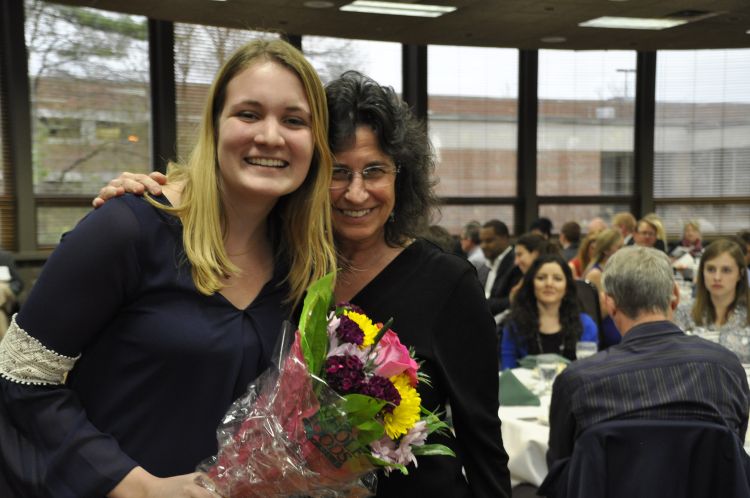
[383,374,421,439]
[343,310,379,348]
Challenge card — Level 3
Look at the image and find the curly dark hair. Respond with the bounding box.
[509,254,583,358]
[325,71,438,246]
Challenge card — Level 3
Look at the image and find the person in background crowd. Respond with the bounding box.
[674,239,750,362]
[507,233,558,302]
[583,229,625,348]
[529,217,553,240]
[95,70,513,498]
[568,231,599,280]
[478,219,519,317]
[500,254,598,369]
[0,39,338,497]
[631,217,667,253]
[611,211,637,246]
[545,246,749,486]
[559,221,581,263]
[460,220,485,270]
[586,217,608,235]
[673,220,703,258]
[0,249,23,337]
[645,213,668,252]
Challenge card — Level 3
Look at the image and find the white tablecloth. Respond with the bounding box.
[499,367,750,488]
[498,368,550,487]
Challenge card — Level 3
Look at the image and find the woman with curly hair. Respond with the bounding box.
[501,254,598,369]
[94,70,512,498]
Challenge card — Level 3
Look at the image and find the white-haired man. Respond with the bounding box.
[547,246,749,464]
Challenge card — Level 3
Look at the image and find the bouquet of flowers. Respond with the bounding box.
[196,273,454,497]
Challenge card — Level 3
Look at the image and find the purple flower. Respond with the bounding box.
[325,355,366,394]
[363,375,401,412]
[336,315,364,345]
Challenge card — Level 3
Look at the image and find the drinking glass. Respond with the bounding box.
[575,341,598,361]
[536,354,559,394]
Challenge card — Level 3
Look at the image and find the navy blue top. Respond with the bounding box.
[501,313,599,369]
[548,320,750,464]
[0,195,288,497]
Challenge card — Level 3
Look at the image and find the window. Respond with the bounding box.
[173,25,275,161]
[538,50,636,196]
[0,32,13,249]
[437,205,515,236]
[427,46,518,199]
[303,36,401,90]
[654,49,750,236]
[539,204,629,236]
[25,1,151,246]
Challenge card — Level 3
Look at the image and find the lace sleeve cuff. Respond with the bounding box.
[0,314,80,385]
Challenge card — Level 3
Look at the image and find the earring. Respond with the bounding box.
[388,211,395,223]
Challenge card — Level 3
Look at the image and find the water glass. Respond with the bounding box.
[536,354,559,394]
[575,341,598,361]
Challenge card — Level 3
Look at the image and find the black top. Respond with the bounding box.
[349,239,511,498]
[0,195,288,497]
[538,331,566,357]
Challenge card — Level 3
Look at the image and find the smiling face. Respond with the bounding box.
[330,126,396,248]
[703,251,741,303]
[515,244,539,274]
[216,60,313,206]
[533,262,568,307]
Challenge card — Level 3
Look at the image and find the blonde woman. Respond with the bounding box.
[583,229,624,347]
[0,39,336,497]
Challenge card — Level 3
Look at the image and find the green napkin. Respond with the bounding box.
[499,369,540,406]
[518,353,570,369]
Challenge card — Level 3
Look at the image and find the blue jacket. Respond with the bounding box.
[501,313,598,369]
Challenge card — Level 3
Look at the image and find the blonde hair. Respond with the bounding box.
[692,239,750,326]
[612,212,636,233]
[149,39,336,309]
[585,228,623,274]
[643,213,667,248]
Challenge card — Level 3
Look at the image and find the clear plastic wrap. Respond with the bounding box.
[196,322,377,498]
[195,273,454,497]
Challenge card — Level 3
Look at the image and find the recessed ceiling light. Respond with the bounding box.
[579,16,688,30]
[340,1,456,18]
[304,1,335,7]
[541,36,567,43]
[746,29,750,34]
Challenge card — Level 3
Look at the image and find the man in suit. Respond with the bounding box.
[477,220,520,316]
[547,246,749,465]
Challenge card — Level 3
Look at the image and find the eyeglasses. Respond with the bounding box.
[329,165,400,191]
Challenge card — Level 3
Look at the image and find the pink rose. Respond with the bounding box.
[374,330,419,386]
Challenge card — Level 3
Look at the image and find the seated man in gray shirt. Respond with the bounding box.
[547,246,750,464]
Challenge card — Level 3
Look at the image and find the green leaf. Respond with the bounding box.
[343,394,386,424]
[353,420,385,446]
[298,272,335,376]
[368,455,409,475]
[412,443,456,457]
